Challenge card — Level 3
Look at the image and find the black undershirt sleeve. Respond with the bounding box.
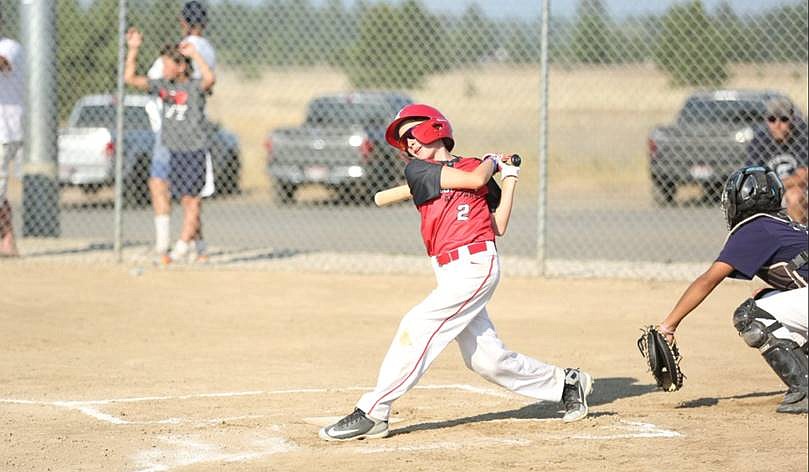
[485,179,501,212]
[405,160,443,206]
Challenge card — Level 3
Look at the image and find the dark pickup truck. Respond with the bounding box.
[648,90,797,205]
[265,91,413,204]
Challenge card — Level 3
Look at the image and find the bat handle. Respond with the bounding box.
[509,154,521,167]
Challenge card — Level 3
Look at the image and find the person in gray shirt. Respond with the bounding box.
[124,27,215,264]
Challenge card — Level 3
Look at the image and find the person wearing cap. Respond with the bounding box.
[0,12,24,257]
[747,97,808,224]
[146,0,217,263]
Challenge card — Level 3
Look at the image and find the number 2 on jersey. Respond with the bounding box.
[456,204,470,221]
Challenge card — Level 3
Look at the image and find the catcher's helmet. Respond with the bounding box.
[721,165,783,229]
[385,104,454,152]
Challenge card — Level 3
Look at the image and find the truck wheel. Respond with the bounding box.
[219,152,241,195]
[123,156,151,208]
[274,181,296,205]
[337,181,373,205]
[652,177,677,207]
[701,181,724,204]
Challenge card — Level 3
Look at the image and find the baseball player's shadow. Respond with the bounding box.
[390,377,652,437]
[674,390,784,409]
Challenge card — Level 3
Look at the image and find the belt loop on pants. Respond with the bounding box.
[434,241,496,266]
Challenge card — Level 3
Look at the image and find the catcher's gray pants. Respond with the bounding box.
[755,287,808,345]
[356,245,566,421]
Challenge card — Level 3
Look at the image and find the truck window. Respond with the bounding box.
[305,99,394,127]
[73,105,152,130]
[677,99,765,125]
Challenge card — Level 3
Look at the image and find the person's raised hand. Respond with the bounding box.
[126,27,143,49]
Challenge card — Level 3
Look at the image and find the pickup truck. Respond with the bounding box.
[265,91,413,204]
[648,90,796,205]
[57,94,241,205]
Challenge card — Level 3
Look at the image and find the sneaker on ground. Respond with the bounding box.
[776,392,807,414]
[782,387,806,405]
[561,368,594,422]
[319,408,389,441]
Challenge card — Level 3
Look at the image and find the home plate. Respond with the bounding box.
[303,416,405,427]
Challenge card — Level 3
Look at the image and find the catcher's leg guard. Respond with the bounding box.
[733,298,809,393]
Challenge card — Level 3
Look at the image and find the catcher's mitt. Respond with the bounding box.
[637,325,685,392]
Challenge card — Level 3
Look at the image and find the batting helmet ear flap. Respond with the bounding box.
[408,119,455,152]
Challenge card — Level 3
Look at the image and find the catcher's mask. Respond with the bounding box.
[385,104,454,153]
[721,165,783,229]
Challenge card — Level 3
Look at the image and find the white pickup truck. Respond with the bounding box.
[58,94,241,206]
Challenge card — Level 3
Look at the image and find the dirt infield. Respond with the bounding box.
[1,263,806,471]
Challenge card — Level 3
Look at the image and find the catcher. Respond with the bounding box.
[643,165,807,414]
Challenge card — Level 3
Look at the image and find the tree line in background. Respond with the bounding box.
[0,0,806,119]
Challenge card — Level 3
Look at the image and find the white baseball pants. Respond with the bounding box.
[357,242,566,421]
[755,287,809,345]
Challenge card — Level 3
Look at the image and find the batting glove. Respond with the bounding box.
[482,153,503,172]
[500,162,520,180]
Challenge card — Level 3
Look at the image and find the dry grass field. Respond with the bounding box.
[206,63,808,197]
[1,263,806,471]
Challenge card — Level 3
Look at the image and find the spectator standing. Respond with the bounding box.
[747,97,808,224]
[0,17,24,257]
[147,1,217,262]
[125,28,215,264]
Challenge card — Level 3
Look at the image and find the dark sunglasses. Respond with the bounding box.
[767,115,790,123]
[400,128,416,142]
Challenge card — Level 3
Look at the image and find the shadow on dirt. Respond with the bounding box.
[674,390,784,409]
[390,377,654,437]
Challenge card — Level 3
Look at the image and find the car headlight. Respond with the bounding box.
[348,166,364,177]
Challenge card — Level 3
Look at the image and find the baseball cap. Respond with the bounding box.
[765,97,794,118]
[181,1,208,27]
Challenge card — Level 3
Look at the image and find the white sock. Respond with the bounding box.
[154,215,170,253]
[170,239,190,260]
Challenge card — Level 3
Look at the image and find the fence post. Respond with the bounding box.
[21,0,59,237]
[113,0,128,261]
[536,0,550,276]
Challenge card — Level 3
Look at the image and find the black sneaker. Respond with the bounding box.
[782,387,806,405]
[561,368,593,422]
[776,390,807,414]
[319,408,389,441]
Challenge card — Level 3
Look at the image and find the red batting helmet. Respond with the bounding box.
[385,104,454,152]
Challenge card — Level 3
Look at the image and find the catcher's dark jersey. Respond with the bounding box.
[717,214,809,290]
[404,156,498,256]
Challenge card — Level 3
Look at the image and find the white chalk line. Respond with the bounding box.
[131,428,298,472]
[0,383,515,425]
[3,385,681,471]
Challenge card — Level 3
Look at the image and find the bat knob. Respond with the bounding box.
[510,154,521,167]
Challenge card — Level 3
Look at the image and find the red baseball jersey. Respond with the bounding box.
[404,156,497,256]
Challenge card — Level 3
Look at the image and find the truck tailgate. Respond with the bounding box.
[271,127,366,165]
[58,127,114,184]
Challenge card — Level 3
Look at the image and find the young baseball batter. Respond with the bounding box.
[320,104,594,441]
[656,165,808,414]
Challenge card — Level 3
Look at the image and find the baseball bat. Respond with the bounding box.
[374,154,521,207]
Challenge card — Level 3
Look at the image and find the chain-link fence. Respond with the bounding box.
[1,0,806,278]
